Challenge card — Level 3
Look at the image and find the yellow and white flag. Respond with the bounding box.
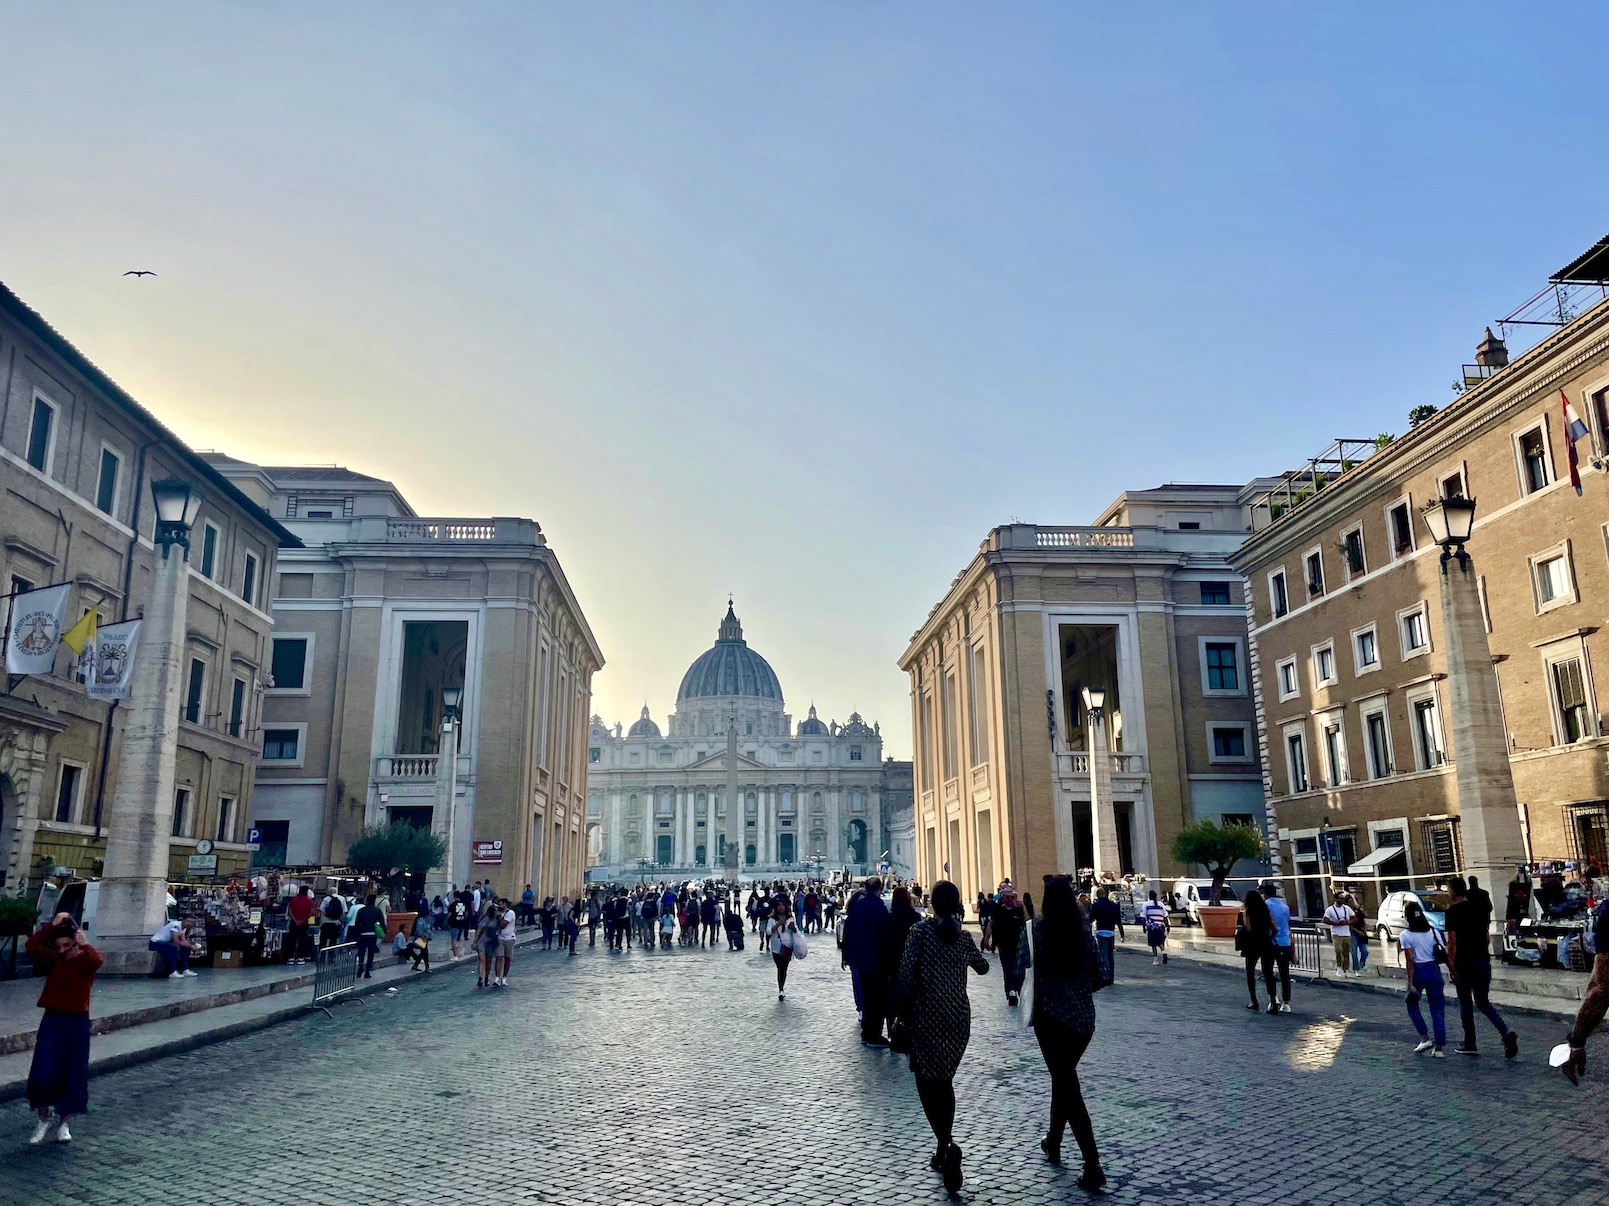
[61,609,97,655]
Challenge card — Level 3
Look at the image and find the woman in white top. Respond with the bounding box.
[1399,901,1448,1057]
[764,899,800,1001]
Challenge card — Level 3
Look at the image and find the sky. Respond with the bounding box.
[4,3,1608,758]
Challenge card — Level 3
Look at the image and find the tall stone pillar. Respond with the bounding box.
[1439,554,1526,926]
[95,546,189,973]
[725,720,741,881]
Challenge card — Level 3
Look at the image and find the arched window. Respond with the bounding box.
[745,792,758,817]
[812,791,824,814]
[628,794,641,816]
[851,791,864,812]
[781,791,792,813]
[696,792,707,815]
[657,793,672,816]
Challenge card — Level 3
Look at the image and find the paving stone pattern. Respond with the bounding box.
[3,935,1607,1205]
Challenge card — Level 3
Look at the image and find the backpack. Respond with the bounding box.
[450,901,466,924]
[323,896,343,922]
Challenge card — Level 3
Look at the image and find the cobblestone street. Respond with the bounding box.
[5,935,1607,1206]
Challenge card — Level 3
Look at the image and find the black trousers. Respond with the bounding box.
[772,952,791,991]
[858,969,888,1039]
[1260,944,1292,1003]
[913,1074,956,1148]
[1035,1017,1097,1164]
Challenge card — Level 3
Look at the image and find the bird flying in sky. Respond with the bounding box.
[122,270,156,277]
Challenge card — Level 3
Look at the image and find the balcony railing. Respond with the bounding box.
[1057,751,1147,777]
[376,754,439,778]
[1032,527,1135,550]
[302,516,546,545]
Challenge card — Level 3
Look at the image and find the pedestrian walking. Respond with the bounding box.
[1347,893,1370,974]
[1400,901,1448,1057]
[1237,887,1275,1013]
[353,894,385,978]
[448,894,469,959]
[318,888,345,949]
[1139,891,1169,965]
[1445,876,1517,1058]
[497,899,518,982]
[148,917,197,980]
[476,901,502,988]
[586,893,602,947]
[407,910,433,972]
[843,877,891,1043]
[24,914,101,1145]
[1261,882,1293,1011]
[1029,876,1105,1190]
[893,880,989,1194]
[1323,892,1355,977]
[286,885,317,964]
[880,887,920,1040]
[564,899,581,956]
[764,899,802,1000]
[1087,886,1123,987]
[538,897,556,950]
[992,887,1029,1007]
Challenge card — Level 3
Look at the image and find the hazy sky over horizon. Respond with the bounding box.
[4,4,1607,758]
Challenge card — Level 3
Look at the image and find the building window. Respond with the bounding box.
[850,745,863,761]
[1269,570,1289,618]
[216,796,236,843]
[1178,521,1201,529]
[269,636,309,691]
[1422,818,1462,875]
[26,396,56,473]
[1320,715,1347,786]
[228,677,247,737]
[1516,424,1551,495]
[1388,500,1414,557]
[1352,625,1379,674]
[54,762,84,824]
[96,446,122,515]
[1276,657,1299,701]
[241,553,259,608]
[588,747,600,764]
[1304,550,1325,598]
[1202,640,1242,694]
[1438,467,1467,500]
[200,523,220,580]
[1409,694,1446,769]
[1399,604,1430,658]
[967,642,988,767]
[184,658,206,724]
[262,728,300,761]
[1362,706,1392,779]
[1550,657,1594,744]
[1283,727,1310,794]
[941,671,959,782]
[1209,724,1251,762]
[1341,527,1365,579]
[657,750,674,765]
[172,787,191,838]
[1312,642,1337,686]
[1531,547,1575,612]
[1199,582,1231,606]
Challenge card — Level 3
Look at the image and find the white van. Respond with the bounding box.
[1169,878,1239,924]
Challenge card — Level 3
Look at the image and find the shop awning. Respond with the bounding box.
[1347,846,1408,875]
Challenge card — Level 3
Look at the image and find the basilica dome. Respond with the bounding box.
[676,604,783,704]
[627,706,662,738]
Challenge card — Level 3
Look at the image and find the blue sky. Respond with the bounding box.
[3,3,1606,756]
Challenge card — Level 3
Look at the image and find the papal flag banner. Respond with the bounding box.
[4,583,69,675]
[86,619,141,701]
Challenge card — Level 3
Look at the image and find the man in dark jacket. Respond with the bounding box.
[842,877,891,1045]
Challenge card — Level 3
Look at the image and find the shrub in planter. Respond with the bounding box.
[1171,820,1267,908]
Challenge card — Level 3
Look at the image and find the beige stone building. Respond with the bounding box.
[1231,257,1609,918]
[206,458,602,899]
[899,484,1280,904]
[0,282,297,893]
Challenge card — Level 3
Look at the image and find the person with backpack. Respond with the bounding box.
[1087,887,1123,987]
[992,887,1029,1007]
[1445,876,1516,1058]
[448,894,469,960]
[700,892,721,948]
[1400,901,1448,1058]
[1029,876,1105,1190]
[1139,891,1170,965]
[318,889,346,949]
[352,895,385,978]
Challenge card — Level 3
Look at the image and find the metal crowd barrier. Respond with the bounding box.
[311,942,367,1017]
[1288,923,1328,983]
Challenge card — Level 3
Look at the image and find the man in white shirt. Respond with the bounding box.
[148,919,197,980]
[494,902,517,987]
[1323,893,1355,976]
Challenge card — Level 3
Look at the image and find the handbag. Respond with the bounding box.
[888,1020,912,1054]
[791,928,809,961]
[1233,919,1247,952]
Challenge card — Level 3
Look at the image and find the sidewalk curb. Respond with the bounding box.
[0,929,548,1103]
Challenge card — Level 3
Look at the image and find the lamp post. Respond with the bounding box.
[1082,684,1122,879]
[427,684,463,899]
[1422,496,1526,954]
[95,479,203,973]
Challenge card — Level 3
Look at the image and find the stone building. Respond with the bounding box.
[899,484,1280,906]
[1230,247,1609,917]
[881,758,916,880]
[585,604,885,880]
[205,458,602,899]
[0,282,297,893]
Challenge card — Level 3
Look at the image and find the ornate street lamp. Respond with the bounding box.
[149,478,204,557]
[441,683,464,723]
[1081,684,1107,719]
[1421,496,1478,570]
[428,683,465,899]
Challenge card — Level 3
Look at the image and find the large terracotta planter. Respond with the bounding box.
[1196,904,1240,939]
[384,911,417,944]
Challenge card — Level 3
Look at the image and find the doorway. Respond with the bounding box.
[656,834,673,865]
[847,819,868,864]
[778,833,795,864]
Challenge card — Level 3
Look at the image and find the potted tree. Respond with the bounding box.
[1172,820,1267,939]
[347,822,447,944]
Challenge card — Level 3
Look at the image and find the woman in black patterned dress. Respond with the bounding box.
[894,879,989,1193]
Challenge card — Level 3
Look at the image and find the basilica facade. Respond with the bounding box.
[586,605,885,881]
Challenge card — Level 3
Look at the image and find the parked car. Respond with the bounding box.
[1374,890,1448,946]
[1169,878,1239,924]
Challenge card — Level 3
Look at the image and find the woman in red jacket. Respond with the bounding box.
[25,913,102,1144]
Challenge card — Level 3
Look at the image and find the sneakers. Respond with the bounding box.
[1456,1044,1480,1057]
[1266,1003,1279,1015]
[1248,1000,1261,1011]
[182,969,199,977]
[778,992,785,1001]
[169,971,185,980]
[54,1121,71,1143]
[1279,1002,1291,1014]
[1007,991,1019,1007]
[1162,952,1168,964]
[1503,1032,1519,1060]
[1432,1048,1446,1059]
[28,1118,56,1145]
[1413,1039,1435,1054]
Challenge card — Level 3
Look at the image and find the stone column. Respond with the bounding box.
[1439,552,1526,938]
[608,791,622,872]
[1089,713,1122,878]
[95,544,189,973]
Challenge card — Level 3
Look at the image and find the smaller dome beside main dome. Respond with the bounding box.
[627,705,662,739]
[796,705,828,736]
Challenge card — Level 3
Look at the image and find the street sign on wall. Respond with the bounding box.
[472,840,503,865]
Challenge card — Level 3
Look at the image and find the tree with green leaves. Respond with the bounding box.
[1408,403,1439,429]
[1171,820,1267,906]
[347,821,446,909]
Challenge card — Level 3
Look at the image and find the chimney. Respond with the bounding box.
[1475,326,1509,369]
